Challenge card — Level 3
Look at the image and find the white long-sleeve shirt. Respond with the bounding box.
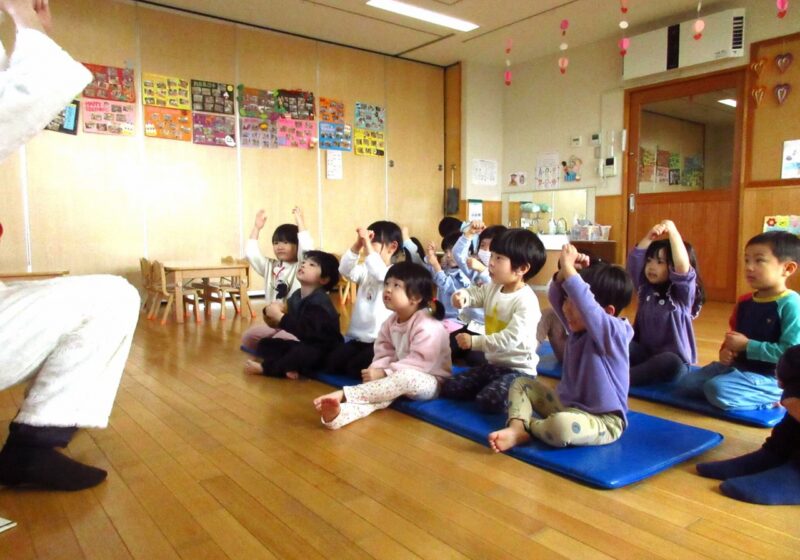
[1,28,92,161]
[339,249,393,343]
[245,230,313,303]
[454,283,541,375]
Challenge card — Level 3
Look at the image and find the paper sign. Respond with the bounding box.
[142,73,191,110]
[326,150,343,180]
[277,117,315,148]
[240,118,278,149]
[144,106,192,141]
[472,159,498,186]
[45,100,80,135]
[354,128,384,157]
[191,80,235,114]
[82,63,136,103]
[83,100,135,136]
[319,121,352,151]
[192,113,236,147]
[355,102,385,131]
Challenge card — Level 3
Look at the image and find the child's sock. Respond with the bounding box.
[696,448,785,480]
[720,461,800,505]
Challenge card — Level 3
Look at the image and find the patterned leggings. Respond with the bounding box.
[322,369,440,430]
[438,364,524,413]
[507,376,624,447]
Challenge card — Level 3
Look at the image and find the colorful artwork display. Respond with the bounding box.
[682,154,704,188]
[782,139,800,179]
[142,73,191,110]
[82,63,135,103]
[191,80,235,114]
[240,118,278,149]
[237,86,277,119]
[319,97,344,123]
[277,118,315,148]
[763,215,800,235]
[192,113,236,147]
[639,146,656,182]
[45,100,80,135]
[144,106,192,141]
[277,89,315,120]
[83,99,135,136]
[319,121,352,151]
[354,128,385,157]
[355,102,385,131]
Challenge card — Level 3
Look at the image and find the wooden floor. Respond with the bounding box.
[1,294,799,559]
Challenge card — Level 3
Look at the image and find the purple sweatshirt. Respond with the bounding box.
[627,248,698,364]
[549,274,633,425]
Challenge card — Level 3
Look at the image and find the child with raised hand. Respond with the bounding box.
[313,262,451,429]
[241,206,313,351]
[488,245,634,452]
[438,229,546,413]
[425,232,471,327]
[326,221,403,378]
[244,250,342,379]
[627,219,705,386]
[695,345,800,505]
[676,231,800,410]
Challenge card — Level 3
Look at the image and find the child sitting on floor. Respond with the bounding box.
[488,244,634,451]
[244,251,342,379]
[313,262,450,429]
[425,232,471,328]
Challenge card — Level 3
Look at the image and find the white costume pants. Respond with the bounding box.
[0,275,139,428]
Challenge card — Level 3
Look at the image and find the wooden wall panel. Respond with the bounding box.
[595,195,624,263]
[386,58,444,245]
[444,64,461,213]
[317,44,386,253]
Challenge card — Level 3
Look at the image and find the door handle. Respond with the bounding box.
[628,194,635,212]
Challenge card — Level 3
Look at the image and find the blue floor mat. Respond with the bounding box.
[535,342,785,428]
[313,370,722,489]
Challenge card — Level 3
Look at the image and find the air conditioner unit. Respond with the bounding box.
[623,8,745,80]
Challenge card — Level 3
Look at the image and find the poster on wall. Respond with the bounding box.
[319,97,344,123]
[326,150,343,180]
[355,102,385,131]
[192,113,236,147]
[277,117,315,148]
[82,63,136,103]
[142,73,191,110]
[472,158,498,186]
[82,99,135,136]
[191,80,235,114]
[782,140,800,179]
[45,100,80,135]
[763,215,800,235]
[237,85,277,119]
[276,89,315,120]
[682,154,704,188]
[354,128,385,157]
[507,171,528,187]
[639,146,656,183]
[534,152,559,190]
[240,118,278,149]
[319,121,352,151]
[144,106,192,141]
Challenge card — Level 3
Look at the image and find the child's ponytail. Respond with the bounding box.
[428,297,445,321]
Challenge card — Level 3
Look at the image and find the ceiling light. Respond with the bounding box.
[366,0,479,32]
[717,98,737,107]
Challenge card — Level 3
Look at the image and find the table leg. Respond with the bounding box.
[203,278,212,316]
[240,267,254,317]
[174,271,185,323]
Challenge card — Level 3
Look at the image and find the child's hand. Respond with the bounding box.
[466,256,486,272]
[253,209,267,230]
[452,291,467,309]
[718,347,736,366]
[455,333,472,350]
[292,206,305,229]
[660,219,677,236]
[426,241,441,272]
[263,302,285,326]
[465,220,485,237]
[356,227,373,244]
[401,225,410,241]
[724,331,749,353]
[361,368,386,382]
[647,222,667,240]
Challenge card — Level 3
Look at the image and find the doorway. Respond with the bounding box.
[625,69,745,302]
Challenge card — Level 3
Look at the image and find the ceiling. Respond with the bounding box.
[140,0,728,67]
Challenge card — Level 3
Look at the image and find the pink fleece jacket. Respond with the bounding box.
[369,309,452,379]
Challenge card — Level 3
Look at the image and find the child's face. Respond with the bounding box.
[645,248,669,285]
[744,243,794,293]
[441,249,457,269]
[296,258,325,288]
[488,253,524,286]
[273,240,298,262]
[561,297,586,333]
[479,238,492,252]
[370,238,398,264]
[383,277,419,314]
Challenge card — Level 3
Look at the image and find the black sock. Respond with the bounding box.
[696,448,785,480]
[720,461,800,505]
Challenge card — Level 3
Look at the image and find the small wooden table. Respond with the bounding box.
[163,262,252,324]
[0,270,69,281]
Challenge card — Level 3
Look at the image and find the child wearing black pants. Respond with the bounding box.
[245,251,342,378]
[696,344,800,505]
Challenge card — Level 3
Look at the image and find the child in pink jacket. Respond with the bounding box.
[313,262,451,429]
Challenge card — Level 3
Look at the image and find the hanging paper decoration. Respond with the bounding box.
[620,0,628,14]
[505,38,512,54]
[777,0,789,18]
[618,37,630,56]
[504,69,512,86]
[560,19,569,36]
[693,1,704,40]
[558,57,569,74]
[618,2,629,57]
[558,20,569,74]
[504,38,513,86]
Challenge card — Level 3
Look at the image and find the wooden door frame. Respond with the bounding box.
[622,67,746,301]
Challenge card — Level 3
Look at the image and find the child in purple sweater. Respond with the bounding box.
[489,244,634,451]
[627,220,705,386]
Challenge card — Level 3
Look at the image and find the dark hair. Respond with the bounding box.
[746,231,800,263]
[384,261,445,320]
[577,263,633,316]
[777,345,800,393]
[489,228,546,281]
[644,239,706,317]
[303,250,340,292]
[478,225,507,249]
[438,217,462,238]
[409,237,425,263]
[368,220,403,262]
[441,231,460,252]
[272,223,299,245]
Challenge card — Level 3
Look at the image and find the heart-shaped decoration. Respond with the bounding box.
[774,83,791,105]
[775,53,794,74]
[750,58,766,75]
[752,86,766,106]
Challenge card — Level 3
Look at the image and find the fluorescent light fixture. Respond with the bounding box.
[717,98,737,107]
[366,0,479,32]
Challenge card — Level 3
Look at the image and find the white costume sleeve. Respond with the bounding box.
[0,28,92,162]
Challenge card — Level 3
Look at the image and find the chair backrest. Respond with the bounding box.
[150,261,168,294]
[139,257,152,291]
[221,256,250,288]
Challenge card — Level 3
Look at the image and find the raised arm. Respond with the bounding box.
[662,219,690,275]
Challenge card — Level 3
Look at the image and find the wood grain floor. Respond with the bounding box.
[1,294,799,559]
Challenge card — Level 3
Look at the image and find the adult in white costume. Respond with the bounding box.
[0,0,139,490]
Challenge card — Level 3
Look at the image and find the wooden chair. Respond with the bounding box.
[195,257,252,320]
[337,277,357,310]
[148,260,203,324]
[139,257,155,314]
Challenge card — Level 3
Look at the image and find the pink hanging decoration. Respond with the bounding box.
[504,69,512,86]
[560,19,569,36]
[777,0,789,18]
[558,57,569,74]
[693,19,705,40]
[618,37,630,56]
[620,0,628,14]
[505,38,513,54]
